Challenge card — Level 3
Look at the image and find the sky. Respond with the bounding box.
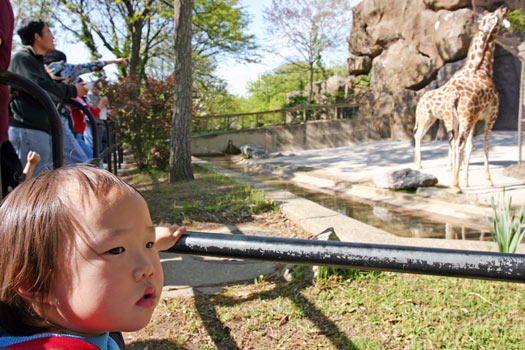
[54,0,361,96]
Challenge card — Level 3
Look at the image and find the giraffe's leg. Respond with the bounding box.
[413,112,436,169]
[462,126,476,187]
[442,99,459,171]
[451,136,461,193]
[483,121,495,187]
[451,127,467,194]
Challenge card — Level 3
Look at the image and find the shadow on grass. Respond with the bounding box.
[194,279,359,350]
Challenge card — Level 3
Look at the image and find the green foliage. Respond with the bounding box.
[353,73,371,91]
[244,62,345,114]
[508,9,525,32]
[167,170,278,224]
[193,0,257,63]
[486,197,525,253]
[102,76,174,170]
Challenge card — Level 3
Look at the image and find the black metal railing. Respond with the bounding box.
[0,70,64,167]
[0,70,64,198]
[168,232,525,283]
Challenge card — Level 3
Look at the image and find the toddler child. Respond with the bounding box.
[0,165,185,349]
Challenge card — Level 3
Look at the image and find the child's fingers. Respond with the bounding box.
[155,224,186,251]
[172,225,186,241]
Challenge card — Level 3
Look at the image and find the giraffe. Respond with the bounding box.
[413,7,510,193]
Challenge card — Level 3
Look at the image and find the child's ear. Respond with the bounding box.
[15,279,43,304]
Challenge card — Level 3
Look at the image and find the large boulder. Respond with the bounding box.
[240,144,269,159]
[374,168,438,190]
[346,0,522,140]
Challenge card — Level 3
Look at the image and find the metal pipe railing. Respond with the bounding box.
[0,70,64,169]
[168,232,525,283]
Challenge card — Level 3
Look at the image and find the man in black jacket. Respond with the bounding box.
[8,19,87,175]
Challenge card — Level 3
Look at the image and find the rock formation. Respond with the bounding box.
[343,0,523,140]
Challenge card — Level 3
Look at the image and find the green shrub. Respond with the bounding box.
[508,9,525,32]
[102,76,174,170]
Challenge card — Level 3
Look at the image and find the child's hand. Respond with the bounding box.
[155,224,186,251]
[27,151,40,165]
[112,57,129,66]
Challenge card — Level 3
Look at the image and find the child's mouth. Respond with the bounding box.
[136,287,156,308]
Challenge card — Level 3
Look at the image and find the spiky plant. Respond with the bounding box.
[486,197,525,253]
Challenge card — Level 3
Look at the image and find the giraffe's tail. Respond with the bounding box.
[447,93,461,146]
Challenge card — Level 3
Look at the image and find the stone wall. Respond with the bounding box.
[191,119,381,156]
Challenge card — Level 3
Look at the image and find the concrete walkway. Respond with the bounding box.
[161,131,525,297]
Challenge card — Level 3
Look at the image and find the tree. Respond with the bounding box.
[263,0,352,103]
[169,0,194,182]
[12,0,257,79]
[245,61,347,112]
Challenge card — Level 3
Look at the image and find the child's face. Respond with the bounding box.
[43,187,163,335]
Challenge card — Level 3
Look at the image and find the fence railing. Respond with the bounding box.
[169,231,525,283]
[0,70,122,198]
[0,70,64,168]
[192,102,359,132]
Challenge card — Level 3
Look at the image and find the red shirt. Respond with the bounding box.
[71,96,100,134]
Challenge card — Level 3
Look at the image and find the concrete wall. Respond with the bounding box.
[191,118,381,156]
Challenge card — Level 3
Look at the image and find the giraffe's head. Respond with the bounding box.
[477,7,510,38]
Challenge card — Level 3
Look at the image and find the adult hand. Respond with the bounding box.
[75,83,89,97]
[154,224,187,251]
[97,96,109,109]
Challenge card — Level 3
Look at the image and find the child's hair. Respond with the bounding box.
[43,50,67,65]
[0,165,139,335]
[16,19,46,46]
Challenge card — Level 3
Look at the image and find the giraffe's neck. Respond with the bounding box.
[464,29,495,77]
[465,30,489,71]
[477,39,496,78]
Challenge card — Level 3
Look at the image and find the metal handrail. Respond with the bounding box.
[168,231,525,283]
[0,70,63,168]
[192,102,359,120]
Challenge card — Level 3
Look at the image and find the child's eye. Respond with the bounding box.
[146,242,154,249]
[107,247,125,255]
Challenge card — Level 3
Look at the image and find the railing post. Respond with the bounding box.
[241,115,245,129]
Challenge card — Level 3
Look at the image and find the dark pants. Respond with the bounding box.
[1,140,23,197]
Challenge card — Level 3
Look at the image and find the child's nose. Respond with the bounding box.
[133,255,155,281]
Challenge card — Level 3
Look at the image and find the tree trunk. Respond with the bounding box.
[169,0,194,182]
[308,61,314,104]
